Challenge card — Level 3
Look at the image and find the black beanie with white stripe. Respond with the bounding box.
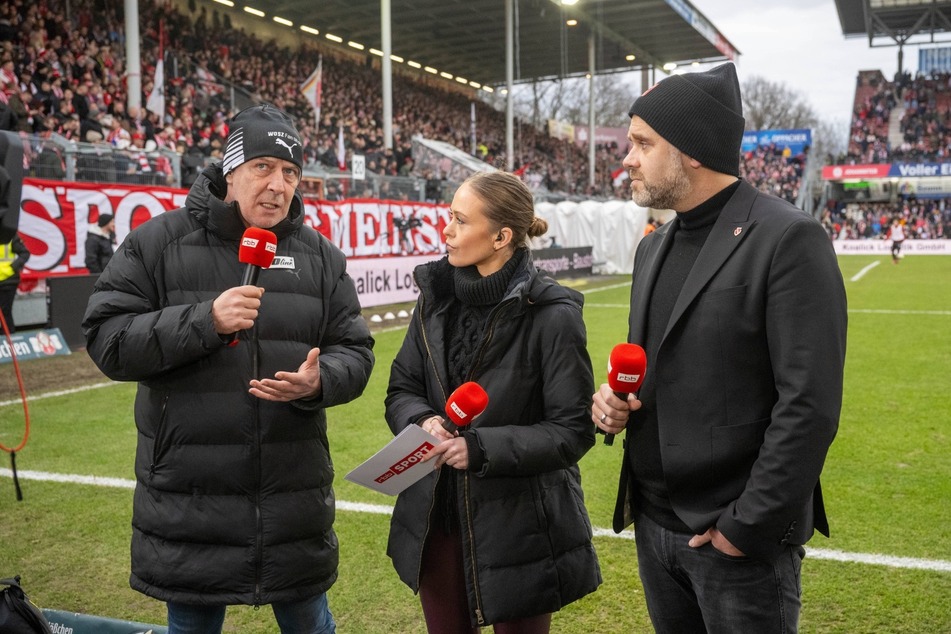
[221,104,304,175]
[627,63,745,177]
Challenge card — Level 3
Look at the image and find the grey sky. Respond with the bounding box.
[690,0,903,126]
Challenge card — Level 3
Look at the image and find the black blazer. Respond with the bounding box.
[613,180,848,562]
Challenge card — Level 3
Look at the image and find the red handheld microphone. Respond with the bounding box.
[238,227,278,286]
[443,382,489,433]
[604,343,647,445]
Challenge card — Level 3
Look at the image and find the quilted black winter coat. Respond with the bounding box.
[385,255,601,627]
[83,165,374,605]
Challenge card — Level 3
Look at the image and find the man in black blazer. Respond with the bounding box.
[592,63,847,633]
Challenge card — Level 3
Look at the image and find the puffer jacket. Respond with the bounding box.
[82,164,374,605]
[83,225,113,274]
[385,255,601,627]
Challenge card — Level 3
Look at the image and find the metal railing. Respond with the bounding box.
[24,132,183,188]
[20,132,581,206]
[21,132,431,200]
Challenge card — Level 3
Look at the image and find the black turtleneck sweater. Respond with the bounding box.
[433,247,526,533]
[628,181,740,533]
[446,248,525,388]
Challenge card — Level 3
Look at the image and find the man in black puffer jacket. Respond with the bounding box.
[82,104,374,634]
[84,212,114,274]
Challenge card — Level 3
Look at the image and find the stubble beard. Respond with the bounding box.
[631,150,691,210]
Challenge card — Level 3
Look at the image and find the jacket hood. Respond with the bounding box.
[185,163,306,242]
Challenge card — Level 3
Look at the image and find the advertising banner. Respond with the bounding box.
[0,328,71,364]
[346,254,441,306]
[532,246,594,278]
[14,180,646,308]
[822,164,893,180]
[17,179,450,282]
[741,129,812,156]
[43,608,167,634]
[833,239,951,255]
[823,162,951,185]
[896,176,951,199]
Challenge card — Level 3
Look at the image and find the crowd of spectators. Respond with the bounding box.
[839,68,951,165]
[9,2,951,251]
[740,143,805,205]
[1,0,812,204]
[891,69,951,162]
[820,198,950,241]
[844,71,895,165]
[818,68,951,240]
[1,0,645,198]
[0,0,814,205]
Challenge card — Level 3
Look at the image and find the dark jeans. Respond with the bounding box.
[166,593,335,634]
[634,512,803,634]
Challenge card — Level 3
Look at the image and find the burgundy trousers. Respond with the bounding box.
[418,524,552,634]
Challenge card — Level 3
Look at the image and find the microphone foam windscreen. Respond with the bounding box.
[445,382,489,427]
[238,227,278,268]
[608,343,647,393]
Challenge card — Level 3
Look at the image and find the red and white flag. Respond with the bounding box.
[146,58,164,118]
[337,125,346,171]
[300,56,322,128]
[146,21,165,118]
[612,167,629,188]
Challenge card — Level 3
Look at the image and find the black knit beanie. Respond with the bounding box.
[627,63,745,176]
[222,103,304,175]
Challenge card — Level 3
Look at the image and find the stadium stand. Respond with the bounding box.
[838,68,951,166]
[0,0,634,199]
[820,197,950,241]
[0,0,807,206]
[10,0,951,237]
[845,70,894,165]
[819,65,951,240]
[740,143,806,205]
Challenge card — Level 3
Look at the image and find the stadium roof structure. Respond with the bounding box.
[253,0,740,87]
[835,0,951,48]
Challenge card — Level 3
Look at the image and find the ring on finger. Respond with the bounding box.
[599,412,607,424]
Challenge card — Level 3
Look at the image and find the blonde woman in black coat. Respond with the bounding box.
[385,171,601,633]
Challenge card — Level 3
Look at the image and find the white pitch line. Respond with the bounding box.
[3,468,949,574]
[805,547,951,573]
[851,260,880,281]
[0,381,119,408]
[337,500,393,515]
[0,468,136,490]
[584,306,950,315]
[581,282,631,294]
[850,308,951,315]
